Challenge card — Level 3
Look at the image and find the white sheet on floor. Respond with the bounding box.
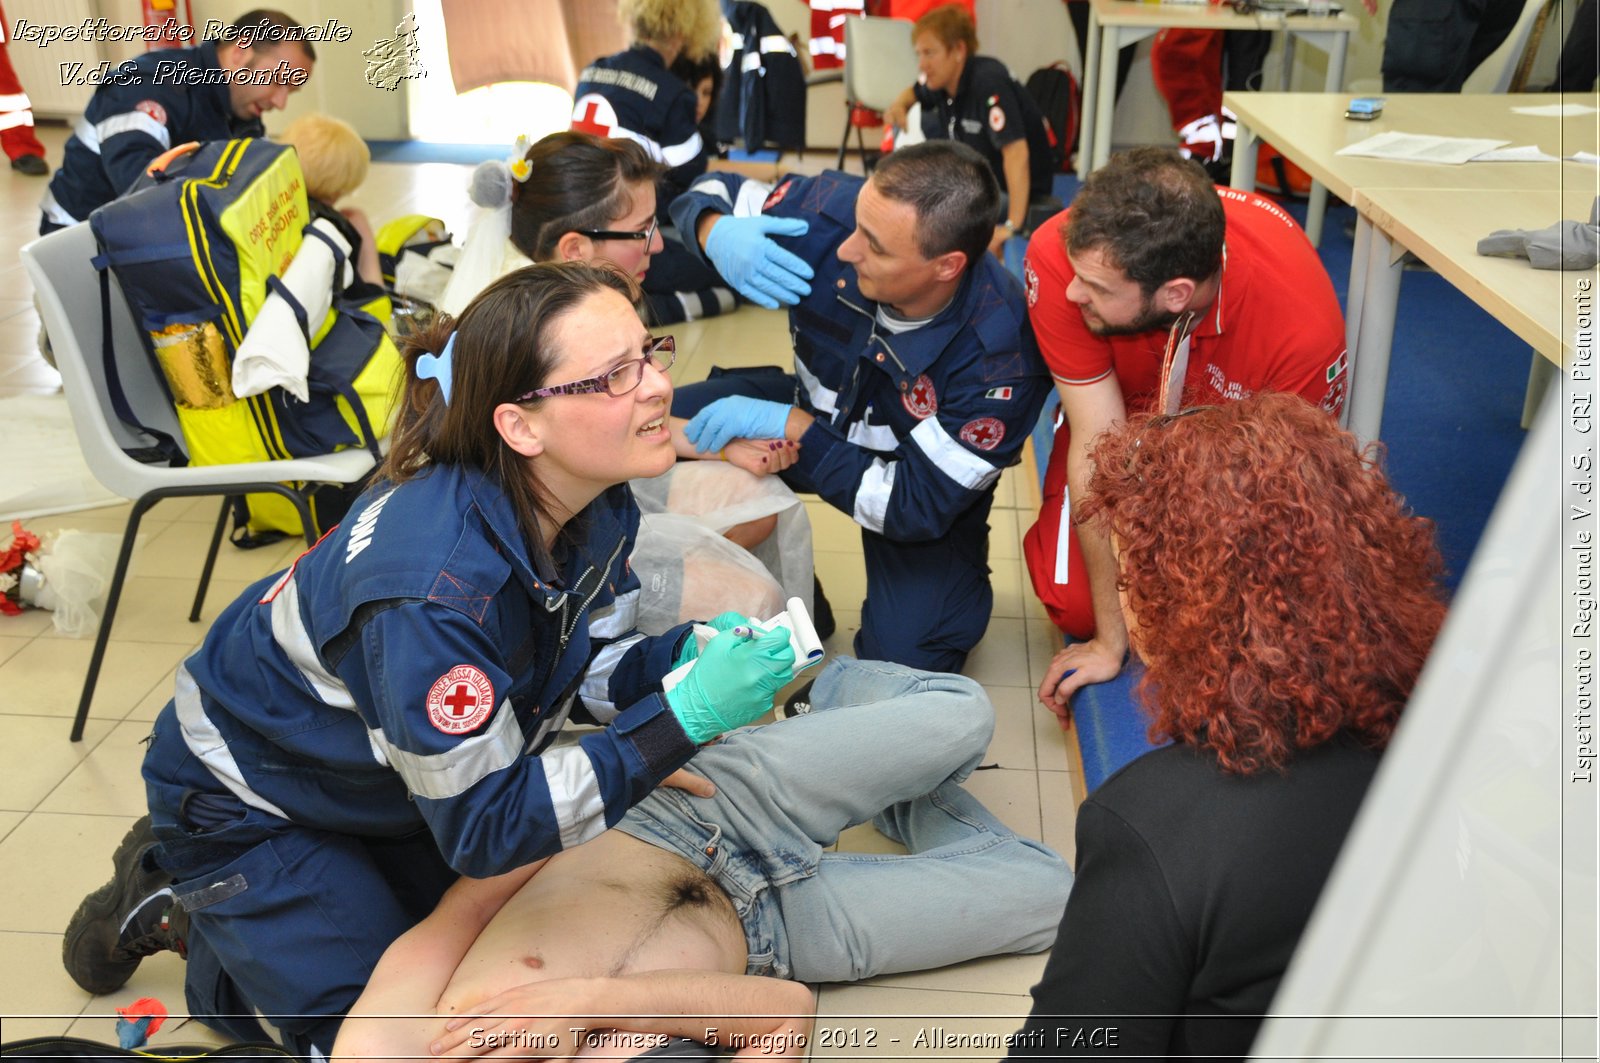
[0,393,121,520]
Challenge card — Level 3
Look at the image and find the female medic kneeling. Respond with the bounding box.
[62,262,795,1056]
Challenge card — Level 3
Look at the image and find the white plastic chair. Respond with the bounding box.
[1461,0,1560,92]
[836,15,920,171]
[21,222,381,741]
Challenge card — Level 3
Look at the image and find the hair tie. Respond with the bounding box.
[416,332,456,406]
[508,133,533,183]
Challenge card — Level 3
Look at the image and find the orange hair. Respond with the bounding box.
[1081,393,1448,775]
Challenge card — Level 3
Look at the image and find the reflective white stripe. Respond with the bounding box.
[268,573,355,709]
[659,130,703,168]
[742,52,763,73]
[911,417,1002,491]
[93,111,171,151]
[810,0,864,10]
[852,459,896,532]
[543,744,607,850]
[578,634,645,722]
[794,358,839,416]
[586,588,640,640]
[760,34,797,55]
[375,698,524,800]
[846,418,897,451]
[809,36,841,54]
[688,176,734,206]
[732,178,772,217]
[73,117,97,150]
[39,188,79,227]
[173,662,290,819]
[0,92,33,110]
[0,111,34,131]
[1054,486,1072,584]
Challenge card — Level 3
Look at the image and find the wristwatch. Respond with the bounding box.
[1002,219,1018,233]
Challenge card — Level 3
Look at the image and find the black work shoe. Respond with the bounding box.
[778,679,816,720]
[63,815,186,995]
[10,154,49,176]
[811,575,836,642]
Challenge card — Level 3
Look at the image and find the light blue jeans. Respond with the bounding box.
[616,658,1072,983]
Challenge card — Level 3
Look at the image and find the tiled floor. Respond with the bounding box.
[0,124,1082,1052]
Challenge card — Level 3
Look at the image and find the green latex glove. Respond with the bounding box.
[674,613,756,670]
[667,626,796,744]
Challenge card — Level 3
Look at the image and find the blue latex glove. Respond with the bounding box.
[704,215,814,308]
[667,626,796,744]
[684,397,793,455]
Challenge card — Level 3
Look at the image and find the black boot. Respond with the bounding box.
[63,815,187,995]
[811,575,836,641]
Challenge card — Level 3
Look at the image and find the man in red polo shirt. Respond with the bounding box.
[1023,148,1347,722]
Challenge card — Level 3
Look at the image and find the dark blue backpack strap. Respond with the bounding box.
[263,275,311,342]
[92,253,186,466]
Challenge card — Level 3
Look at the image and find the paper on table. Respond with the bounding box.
[1471,144,1560,162]
[1336,130,1510,164]
[1509,103,1599,117]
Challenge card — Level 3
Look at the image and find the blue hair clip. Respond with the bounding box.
[416,333,456,406]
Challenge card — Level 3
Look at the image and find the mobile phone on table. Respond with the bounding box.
[1345,96,1385,120]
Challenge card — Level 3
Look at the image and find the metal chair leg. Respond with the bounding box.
[72,495,157,742]
[189,497,233,622]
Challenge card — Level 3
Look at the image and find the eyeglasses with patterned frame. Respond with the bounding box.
[575,215,660,247]
[514,335,676,402]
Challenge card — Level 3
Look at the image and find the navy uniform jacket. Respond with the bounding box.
[671,170,1050,543]
[572,45,706,213]
[915,55,1056,198]
[43,41,263,227]
[156,465,697,879]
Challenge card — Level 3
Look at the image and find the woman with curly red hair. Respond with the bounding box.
[1009,392,1447,1060]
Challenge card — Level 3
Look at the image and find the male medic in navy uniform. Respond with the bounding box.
[666,141,1050,675]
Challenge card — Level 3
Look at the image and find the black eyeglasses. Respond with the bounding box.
[576,215,660,246]
[516,335,676,401]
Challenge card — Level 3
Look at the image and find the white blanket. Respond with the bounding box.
[232,218,353,402]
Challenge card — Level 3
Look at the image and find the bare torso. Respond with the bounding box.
[438,830,748,1016]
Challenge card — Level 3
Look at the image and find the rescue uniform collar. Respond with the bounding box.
[456,467,632,611]
[1187,242,1232,340]
[835,268,975,380]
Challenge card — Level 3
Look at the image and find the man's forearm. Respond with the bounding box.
[1068,447,1129,656]
[571,972,814,1054]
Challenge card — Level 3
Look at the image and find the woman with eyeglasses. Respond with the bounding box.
[441,130,734,328]
[439,129,813,632]
[1008,394,1447,1060]
[74,264,796,1057]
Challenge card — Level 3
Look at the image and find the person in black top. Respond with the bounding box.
[1009,394,1448,1061]
[884,3,1057,257]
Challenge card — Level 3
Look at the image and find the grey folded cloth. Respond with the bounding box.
[1477,195,1600,270]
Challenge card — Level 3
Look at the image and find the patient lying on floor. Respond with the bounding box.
[334,658,1071,1061]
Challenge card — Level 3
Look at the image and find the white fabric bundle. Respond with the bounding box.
[232,217,353,401]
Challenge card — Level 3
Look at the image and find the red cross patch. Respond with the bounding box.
[902,374,938,419]
[135,100,168,126]
[764,179,794,210]
[571,93,619,138]
[1024,262,1039,307]
[959,417,1005,451]
[426,665,495,735]
[988,105,1005,133]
